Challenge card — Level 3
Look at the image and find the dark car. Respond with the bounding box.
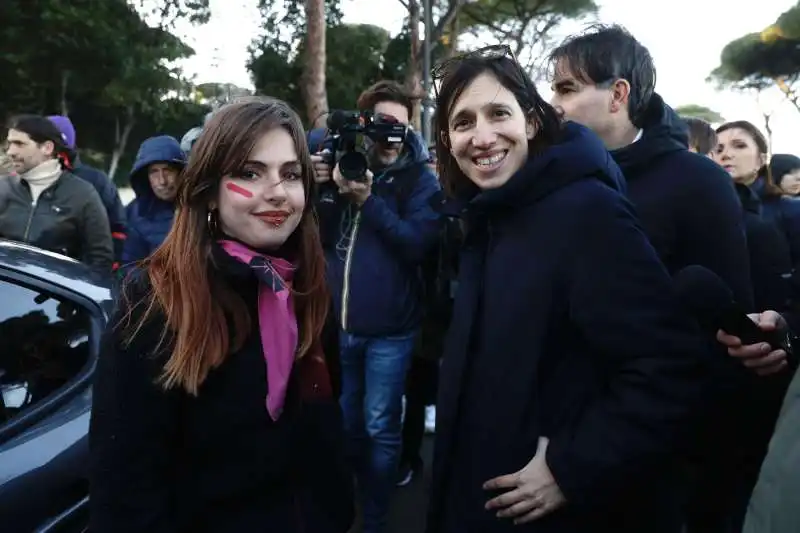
[0,240,113,533]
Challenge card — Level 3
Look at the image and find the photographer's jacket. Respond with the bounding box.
[309,129,441,336]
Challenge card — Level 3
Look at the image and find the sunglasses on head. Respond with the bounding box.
[431,44,518,97]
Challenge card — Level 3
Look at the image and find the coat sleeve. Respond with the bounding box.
[358,167,442,264]
[545,182,708,509]
[121,223,151,266]
[676,162,755,311]
[89,286,180,533]
[776,197,800,270]
[80,189,114,271]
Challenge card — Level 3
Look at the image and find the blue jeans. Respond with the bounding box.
[339,330,417,533]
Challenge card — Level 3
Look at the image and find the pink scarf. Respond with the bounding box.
[218,239,297,421]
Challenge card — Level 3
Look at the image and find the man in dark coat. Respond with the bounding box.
[549,24,757,533]
[1,114,113,270]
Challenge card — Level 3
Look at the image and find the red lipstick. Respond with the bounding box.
[254,210,292,227]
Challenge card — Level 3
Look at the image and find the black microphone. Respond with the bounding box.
[674,265,793,353]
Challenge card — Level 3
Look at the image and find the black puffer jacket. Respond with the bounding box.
[0,171,113,270]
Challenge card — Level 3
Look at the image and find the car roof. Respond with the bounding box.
[0,239,113,306]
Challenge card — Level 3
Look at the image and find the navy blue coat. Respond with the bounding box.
[611,94,754,311]
[736,183,793,311]
[122,136,185,266]
[71,159,127,264]
[752,176,800,269]
[311,130,441,336]
[428,123,708,533]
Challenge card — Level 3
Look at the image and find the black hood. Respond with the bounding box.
[610,93,688,177]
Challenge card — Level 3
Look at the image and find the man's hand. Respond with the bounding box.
[332,164,372,206]
[483,437,566,525]
[311,151,332,184]
[717,310,789,376]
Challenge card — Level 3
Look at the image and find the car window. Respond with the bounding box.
[0,279,91,424]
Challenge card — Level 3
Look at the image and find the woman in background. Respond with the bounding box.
[715,121,800,269]
[770,153,800,197]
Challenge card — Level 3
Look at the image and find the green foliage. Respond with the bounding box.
[195,82,253,108]
[461,0,597,30]
[709,3,800,94]
[249,21,407,122]
[247,0,598,122]
[324,24,392,110]
[710,32,800,90]
[248,46,303,111]
[254,0,343,55]
[776,3,800,39]
[0,0,211,181]
[460,0,598,66]
[380,28,448,83]
[675,104,724,124]
[134,0,211,26]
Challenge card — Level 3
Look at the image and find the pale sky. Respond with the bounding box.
[178,0,800,155]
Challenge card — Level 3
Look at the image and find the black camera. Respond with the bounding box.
[323,110,407,181]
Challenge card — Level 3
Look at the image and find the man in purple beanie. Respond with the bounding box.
[48,115,127,270]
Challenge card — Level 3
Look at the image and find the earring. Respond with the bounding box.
[207,210,219,234]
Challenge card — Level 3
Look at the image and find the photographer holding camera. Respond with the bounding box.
[309,81,441,533]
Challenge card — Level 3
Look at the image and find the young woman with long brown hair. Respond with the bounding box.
[89,97,354,533]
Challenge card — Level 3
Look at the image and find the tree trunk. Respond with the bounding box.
[406,0,423,130]
[302,0,329,129]
[108,106,135,181]
[60,70,70,116]
[774,76,800,113]
[763,113,773,149]
[447,14,461,58]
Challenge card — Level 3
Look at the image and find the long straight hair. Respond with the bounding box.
[124,97,328,395]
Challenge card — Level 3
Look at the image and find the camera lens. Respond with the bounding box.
[339,151,369,181]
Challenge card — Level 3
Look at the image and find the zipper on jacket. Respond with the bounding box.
[21,179,59,243]
[22,199,38,242]
[340,211,361,331]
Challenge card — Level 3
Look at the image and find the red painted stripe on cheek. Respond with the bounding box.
[226,182,254,198]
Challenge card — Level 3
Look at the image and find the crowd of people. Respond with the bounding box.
[1,23,799,533]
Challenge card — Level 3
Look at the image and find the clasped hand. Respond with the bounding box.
[311,152,372,206]
[483,437,566,525]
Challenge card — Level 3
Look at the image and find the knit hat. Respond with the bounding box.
[47,115,77,149]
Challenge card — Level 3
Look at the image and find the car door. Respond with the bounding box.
[0,267,106,533]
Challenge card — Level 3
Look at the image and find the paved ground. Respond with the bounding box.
[348,436,434,533]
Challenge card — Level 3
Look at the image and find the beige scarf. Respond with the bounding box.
[20,159,61,203]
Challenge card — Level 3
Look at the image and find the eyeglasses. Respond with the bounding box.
[431,44,518,97]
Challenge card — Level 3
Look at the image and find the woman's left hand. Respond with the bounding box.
[483,437,566,524]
